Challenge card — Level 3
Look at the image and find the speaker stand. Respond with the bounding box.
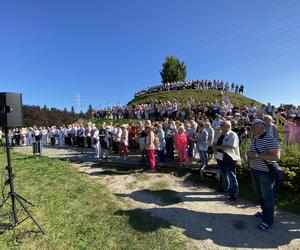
[0,128,46,235]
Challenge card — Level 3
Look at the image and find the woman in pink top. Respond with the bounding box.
[289,116,300,144]
[283,115,294,146]
[281,115,300,145]
[176,126,189,165]
[146,125,156,173]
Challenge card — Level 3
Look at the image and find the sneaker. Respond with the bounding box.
[123,156,128,160]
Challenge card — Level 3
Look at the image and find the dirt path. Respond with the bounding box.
[13,146,300,250]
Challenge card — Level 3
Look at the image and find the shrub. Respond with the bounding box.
[280,144,300,191]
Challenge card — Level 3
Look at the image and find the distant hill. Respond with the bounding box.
[128,90,262,107]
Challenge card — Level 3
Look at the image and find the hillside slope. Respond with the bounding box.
[128,90,261,107]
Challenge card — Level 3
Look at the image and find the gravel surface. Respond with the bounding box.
[13,146,300,250]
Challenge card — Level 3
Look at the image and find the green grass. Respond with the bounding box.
[128,89,262,107]
[0,152,189,250]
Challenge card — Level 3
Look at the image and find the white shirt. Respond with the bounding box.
[214,130,240,161]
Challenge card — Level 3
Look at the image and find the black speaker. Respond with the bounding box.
[0,92,23,128]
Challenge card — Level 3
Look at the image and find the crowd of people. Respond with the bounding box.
[93,95,241,120]
[2,98,300,232]
[134,79,245,97]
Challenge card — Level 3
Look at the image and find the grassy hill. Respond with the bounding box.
[128,89,262,107]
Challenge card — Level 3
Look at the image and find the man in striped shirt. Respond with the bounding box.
[246,119,280,231]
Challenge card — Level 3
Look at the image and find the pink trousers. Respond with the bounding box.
[177,145,189,163]
[147,149,156,170]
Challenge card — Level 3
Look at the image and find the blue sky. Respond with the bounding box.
[1,0,299,111]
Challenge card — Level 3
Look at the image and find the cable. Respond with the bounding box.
[194,0,300,53]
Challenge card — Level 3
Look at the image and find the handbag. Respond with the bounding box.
[265,161,286,181]
[254,133,285,181]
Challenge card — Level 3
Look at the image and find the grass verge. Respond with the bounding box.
[0,152,188,250]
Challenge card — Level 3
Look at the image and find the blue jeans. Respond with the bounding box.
[199,151,208,166]
[217,153,239,196]
[157,149,166,162]
[251,169,275,225]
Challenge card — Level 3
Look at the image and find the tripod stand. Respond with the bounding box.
[0,128,46,234]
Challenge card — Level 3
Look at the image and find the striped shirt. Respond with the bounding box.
[249,133,280,172]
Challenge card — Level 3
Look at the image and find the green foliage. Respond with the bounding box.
[160,56,186,84]
[23,105,79,127]
[86,104,93,119]
[280,144,300,191]
[238,134,300,193]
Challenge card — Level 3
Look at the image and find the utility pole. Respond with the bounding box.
[74,93,82,114]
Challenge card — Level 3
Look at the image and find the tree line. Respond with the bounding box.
[23,105,83,127]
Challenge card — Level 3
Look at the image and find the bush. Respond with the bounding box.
[280,144,300,191]
[238,137,300,192]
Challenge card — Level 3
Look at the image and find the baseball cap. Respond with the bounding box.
[250,119,266,126]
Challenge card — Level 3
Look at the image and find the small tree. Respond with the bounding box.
[160,56,186,84]
[71,106,75,113]
[86,104,93,119]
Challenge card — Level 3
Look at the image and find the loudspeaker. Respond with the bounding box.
[0,92,23,128]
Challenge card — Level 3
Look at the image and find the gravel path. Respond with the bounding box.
[13,146,300,250]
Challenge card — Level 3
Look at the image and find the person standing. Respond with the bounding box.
[119,125,129,160]
[213,120,240,201]
[99,123,109,159]
[205,121,215,160]
[92,124,100,158]
[263,115,279,142]
[86,123,92,148]
[155,124,166,163]
[27,127,34,146]
[78,124,85,152]
[289,116,300,144]
[246,119,280,231]
[53,126,59,146]
[146,125,156,173]
[138,123,147,163]
[41,127,48,146]
[175,126,189,166]
[59,126,65,148]
[196,122,208,167]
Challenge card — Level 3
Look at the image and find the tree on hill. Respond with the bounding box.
[86,104,93,119]
[160,56,186,84]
